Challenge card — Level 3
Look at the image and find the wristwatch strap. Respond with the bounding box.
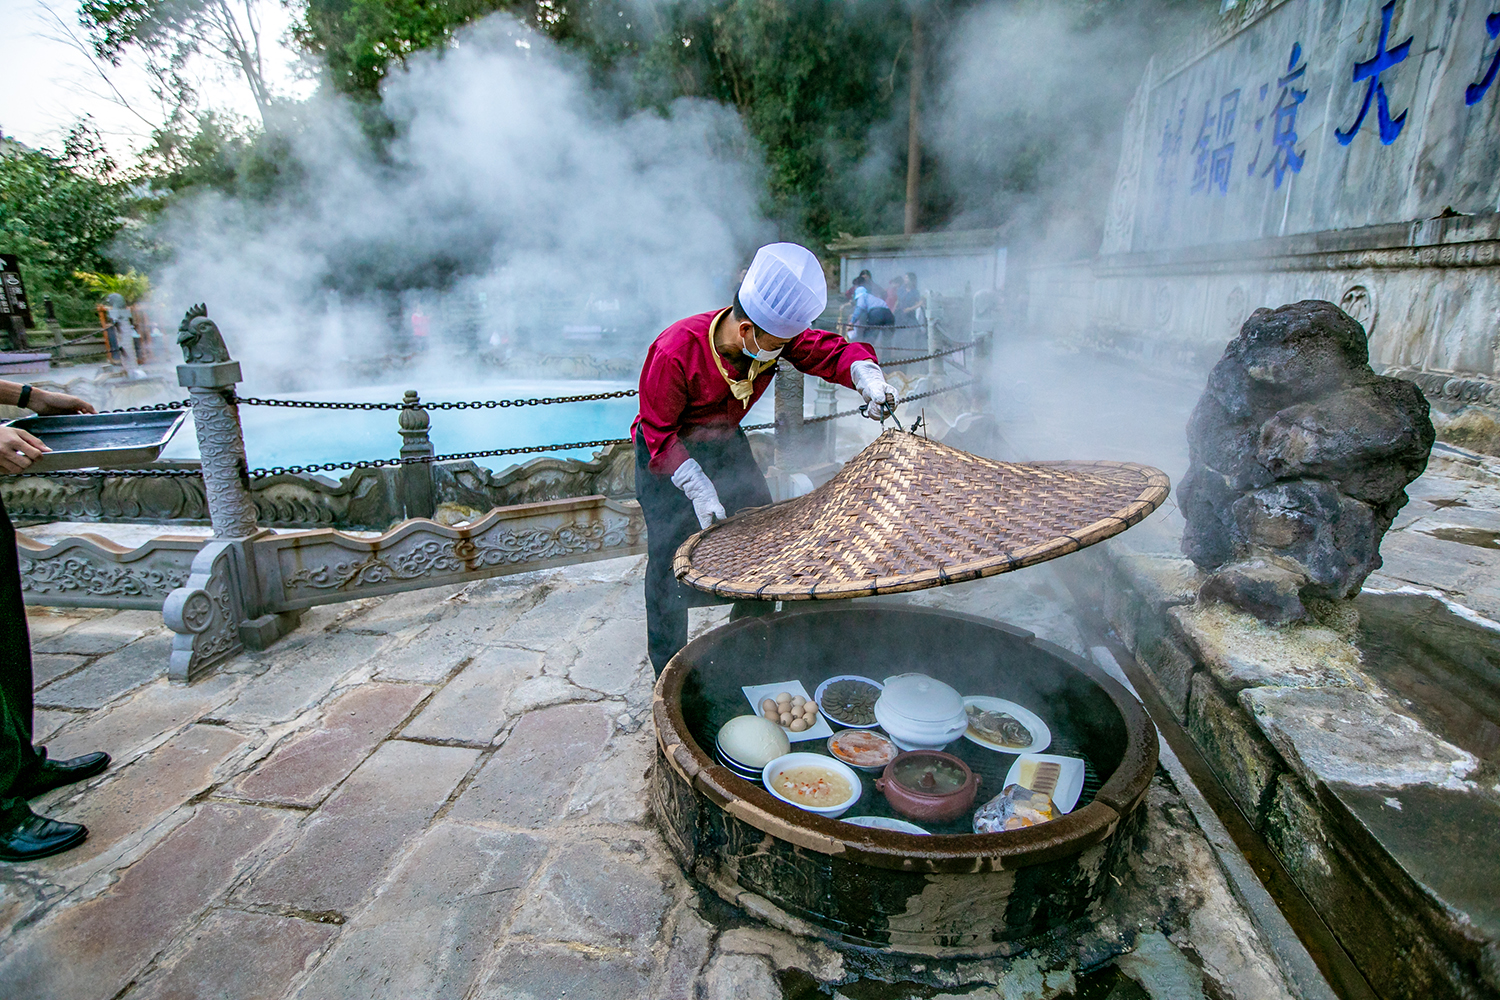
[17,384,31,408]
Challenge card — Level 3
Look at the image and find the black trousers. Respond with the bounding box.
[0,501,41,814]
[636,428,773,674]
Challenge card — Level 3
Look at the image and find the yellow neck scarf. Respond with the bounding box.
[709,308,775,409]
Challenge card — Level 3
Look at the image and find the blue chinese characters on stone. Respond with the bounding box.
[1211,90,1240,194]
[1155,99,1187,231]
[1190,100,1216,193]
[1191,91,1239,195]
[1336,1,1414,145]
[1466,11,1500,106]
[1264,44,1308,187]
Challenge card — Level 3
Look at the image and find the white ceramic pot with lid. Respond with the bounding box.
[873,672,969,750]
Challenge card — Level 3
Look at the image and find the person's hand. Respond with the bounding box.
[0,426,49,474]
[29,390,96,416]
[850,360,898,421]
[671,458,727,530]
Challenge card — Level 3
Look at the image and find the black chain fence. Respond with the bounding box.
[11,376,978,480]
[881,341,976,368]
[233,389,638,411]
[804,378,979,424]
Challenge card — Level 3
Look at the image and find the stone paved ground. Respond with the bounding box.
[1,554,1310,1000]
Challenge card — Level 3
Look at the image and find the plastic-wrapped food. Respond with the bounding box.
[972,783,1056,833]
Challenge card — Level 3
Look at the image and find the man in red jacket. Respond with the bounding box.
[633,243,900,673]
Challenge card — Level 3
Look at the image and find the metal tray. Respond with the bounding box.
[4,410,189,472]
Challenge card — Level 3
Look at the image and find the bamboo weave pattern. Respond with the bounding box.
[675,430,1171,600]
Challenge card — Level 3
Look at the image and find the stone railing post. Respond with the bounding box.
[814,380,838,464]
[767,366,809,500]
[44,297,64,349]
[161,303,299,681]
[926,287,946,380]
[397,389,436,519]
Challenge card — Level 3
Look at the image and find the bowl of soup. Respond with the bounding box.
[762,752,863,818]
[875,750,979,822]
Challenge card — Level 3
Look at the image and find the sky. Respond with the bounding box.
[1,0,311,160]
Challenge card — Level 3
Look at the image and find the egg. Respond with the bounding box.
[789,718,808,732]
[791,695,805,709]
[775,692,792,707]
[717,715,791,768]
[780,712,794,726]
[761,699,778,715]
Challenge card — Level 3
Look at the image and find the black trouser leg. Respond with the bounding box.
[0,502,41,814]
[636,430,773,675]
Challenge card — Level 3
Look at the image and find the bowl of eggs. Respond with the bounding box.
[760,691,820,732]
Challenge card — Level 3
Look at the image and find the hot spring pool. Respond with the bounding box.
[159,380,774,473]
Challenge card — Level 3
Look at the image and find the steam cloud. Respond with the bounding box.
[146,16,772,388]
[929,1,1195,257]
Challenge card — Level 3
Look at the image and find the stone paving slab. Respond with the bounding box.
[401,645,538,745]
[128,909,338,1000]
[0,802,292,1000]
[32,708,75,745]
[449,702,613,829]
[228,682,430,806]
[508,838,670,952]
[1244,686,1478,791]
[473,942,654,1000]
[1324,782,1500,941]
[1169,603,1363,693]
[27,724,250,876]
[238,739,478,917]
[35,634,178,710]
[207,633,386,725]
[32,653,88,689]
[43,674,240,764]
[568,615,650,696]
[32,610,162,656]
[292,822,547,1000]
[23,608,100,642]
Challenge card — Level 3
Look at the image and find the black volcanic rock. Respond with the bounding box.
[1180,300,1434,623]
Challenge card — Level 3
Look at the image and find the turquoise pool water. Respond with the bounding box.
[159,379,774,473]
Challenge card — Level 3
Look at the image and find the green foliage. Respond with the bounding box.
[73,268,152,304]
[298,0,611,96]
[0,123,129,325]
[638,0,943,245]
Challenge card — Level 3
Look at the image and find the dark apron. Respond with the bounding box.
[635,426,773,674]
[0,500,42,813]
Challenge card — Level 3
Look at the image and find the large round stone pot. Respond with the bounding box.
[651,605,1158,957]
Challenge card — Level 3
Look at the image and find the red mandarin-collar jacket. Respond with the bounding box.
[632,309,877,476]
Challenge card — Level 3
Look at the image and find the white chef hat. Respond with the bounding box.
[738,242,828,340]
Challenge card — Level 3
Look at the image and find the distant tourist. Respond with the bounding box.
[895,273,925,326]
[633,242,900,673]
[0,380,112,861]
[850,275,896,344]
[843,268,885,301]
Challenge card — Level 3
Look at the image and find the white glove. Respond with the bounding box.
[671,458,727,529]
[850,359,898,421]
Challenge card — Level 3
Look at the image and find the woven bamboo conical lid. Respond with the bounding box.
[674,429,1170,600]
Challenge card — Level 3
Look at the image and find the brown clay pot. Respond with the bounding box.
[875,750,980,822]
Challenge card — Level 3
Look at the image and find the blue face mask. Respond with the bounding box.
[742,328,783,362]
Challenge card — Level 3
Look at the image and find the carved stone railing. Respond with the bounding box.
[251,495,643,611]
[1,444,636,531]
[18,494,644,674]
[17,532,203,610]
[1383,365,1498,408]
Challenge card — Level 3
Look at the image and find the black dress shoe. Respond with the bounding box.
[0,804,87,862]
[13,751,111,799]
